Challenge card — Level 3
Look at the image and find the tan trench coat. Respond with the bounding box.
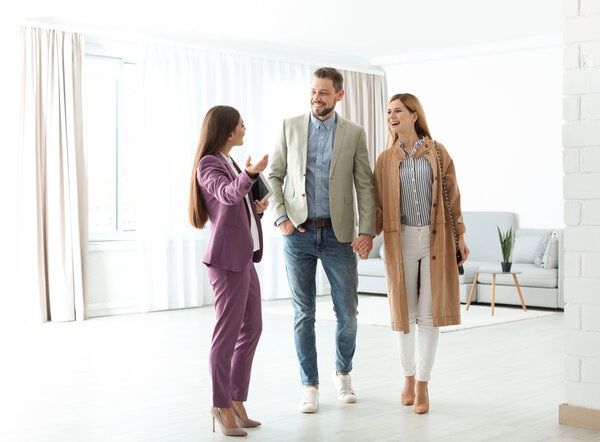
[374,137,465,333]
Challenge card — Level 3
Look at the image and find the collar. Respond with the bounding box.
[310,112,336,130]
[399,136,425,156]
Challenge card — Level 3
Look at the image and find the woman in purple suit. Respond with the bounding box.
[188,105,269,437]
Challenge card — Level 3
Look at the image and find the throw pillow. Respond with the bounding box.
[512,234,545,264]
[379,244,385,260]
[543,233,559,269]
[534,231,553,268]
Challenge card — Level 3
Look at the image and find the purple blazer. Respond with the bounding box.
[197,154,264,271]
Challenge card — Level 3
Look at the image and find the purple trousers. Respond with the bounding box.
[206,261,262,408]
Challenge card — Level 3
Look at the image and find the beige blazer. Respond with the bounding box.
[268,112,376,243]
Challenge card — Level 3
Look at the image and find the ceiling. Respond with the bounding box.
[17,0,563,69]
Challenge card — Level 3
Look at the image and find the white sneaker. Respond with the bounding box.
[332,370,357,403]
[298,387,319,413]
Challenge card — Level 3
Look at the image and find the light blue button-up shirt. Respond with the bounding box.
[306,113,336,219]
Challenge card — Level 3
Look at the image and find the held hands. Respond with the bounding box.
[245,154,268,176]
[352,234,373,260]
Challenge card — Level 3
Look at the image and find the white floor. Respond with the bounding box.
[1,296,599,442]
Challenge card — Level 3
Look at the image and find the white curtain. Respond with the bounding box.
[17,27,87,322]
[339,69,388,166]
[136,44,313,310]
[14,31,387,318]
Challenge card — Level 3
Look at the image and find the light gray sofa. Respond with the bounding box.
[357,211,564,309]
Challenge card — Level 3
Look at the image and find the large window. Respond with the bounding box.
[84,55,138,239]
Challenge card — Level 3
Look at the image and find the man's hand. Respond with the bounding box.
[352,234,373,260]
[278,219,304,235]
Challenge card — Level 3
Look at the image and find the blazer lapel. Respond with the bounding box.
[331,113,346,171]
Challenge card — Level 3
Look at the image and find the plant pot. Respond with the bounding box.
[501,261,512,273]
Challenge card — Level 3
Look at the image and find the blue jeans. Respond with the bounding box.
[283,226,358,386]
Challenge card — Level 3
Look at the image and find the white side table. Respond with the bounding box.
[466,269,527,316]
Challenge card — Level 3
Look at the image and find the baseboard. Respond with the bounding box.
[558,403,600,430]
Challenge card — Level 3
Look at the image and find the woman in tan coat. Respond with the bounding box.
[374,93,469,414]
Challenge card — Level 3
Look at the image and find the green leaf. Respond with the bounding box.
[497,226,513,262]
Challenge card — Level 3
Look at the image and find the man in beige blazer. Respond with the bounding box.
[268,67,376,414]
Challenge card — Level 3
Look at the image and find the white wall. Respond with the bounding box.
[560,0,600,426]
[382,40,563,229]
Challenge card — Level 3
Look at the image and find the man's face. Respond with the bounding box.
[310,77,344,121]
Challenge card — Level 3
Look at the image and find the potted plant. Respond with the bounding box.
[497,226,513,272]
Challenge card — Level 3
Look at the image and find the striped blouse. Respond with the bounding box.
[399,137,433,227]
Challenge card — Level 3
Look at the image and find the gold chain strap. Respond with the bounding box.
[434,141,459,250]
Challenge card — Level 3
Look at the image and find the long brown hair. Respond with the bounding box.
[386,93,432,149]
[188,105,241,229]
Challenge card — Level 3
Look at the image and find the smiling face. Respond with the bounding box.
[310,77,344,121]
[387,98,417,137]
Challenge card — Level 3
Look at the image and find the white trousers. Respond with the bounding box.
[395,225,440,382]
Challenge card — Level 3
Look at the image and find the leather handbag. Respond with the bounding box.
[434,141,464,275]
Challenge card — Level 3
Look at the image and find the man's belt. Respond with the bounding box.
[303,218,332,227]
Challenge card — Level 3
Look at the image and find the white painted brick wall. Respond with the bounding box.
[581,201,600,224]
[563,149,579,173]
[581,94,600,119]
[582,41,600,68]
[581,0,600,15]
[566,330,600,357]
[564,0,579,17]
[582,357,600,383]
[563,252,581,279]
[563,121,600,146]
[581,148,600,172]
[565,381,600,409]
[564,304,581,329]
[564,227,600,251]
[564,16,600,42]
[564,44,580,69]
[582,306,600,331]
[563,174,600,199]
[563,70,600,94]
[565,356,581,382]
[563,0,600,411]
[563,95,580,120]
[564,200,581,224]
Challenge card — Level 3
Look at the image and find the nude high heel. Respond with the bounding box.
[413,381,429,414]
[401,376,415,406]
[232,406,261,428]
[210,407,247,437]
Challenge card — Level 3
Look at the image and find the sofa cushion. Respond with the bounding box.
[512,233,545,263]
[534,231,553,268]
[543,235,559,269]
[379,244,385,259]
[357,258,386,277]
